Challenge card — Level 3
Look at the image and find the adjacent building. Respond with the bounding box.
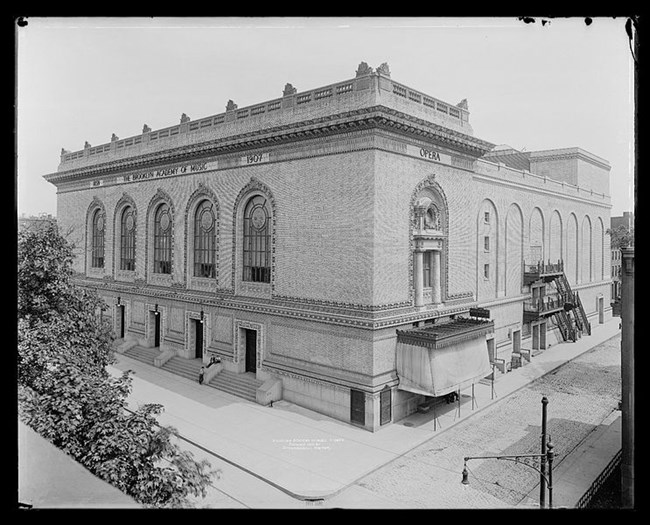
[610,211,634,309]
[43,62,612,431]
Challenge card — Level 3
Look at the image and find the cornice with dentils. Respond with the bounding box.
[43,105,495,186]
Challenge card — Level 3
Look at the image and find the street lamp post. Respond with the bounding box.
[540,396,548,508]
[461,396,554,508]
[462,440,555,508]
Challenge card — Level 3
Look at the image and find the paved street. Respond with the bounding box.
[101,320,621,509]
[325,333,622,509]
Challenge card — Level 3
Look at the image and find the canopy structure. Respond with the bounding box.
[396,317,494,397]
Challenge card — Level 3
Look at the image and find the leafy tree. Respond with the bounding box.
[18,223,217,508]
[606,224,634,250]
[18,223,115,384]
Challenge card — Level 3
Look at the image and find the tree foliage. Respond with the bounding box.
[18,224,217,508]
[606,224,634,250]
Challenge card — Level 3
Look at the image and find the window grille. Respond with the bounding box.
[350,389,365,425]
[194,200,216,278]
[242,195,270,283]
[120,207,136,271]
[380,388,392,426]
[91,209,105,268]
[153,204,172,274]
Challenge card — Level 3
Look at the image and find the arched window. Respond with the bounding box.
[194,200,216,278]
[120,206,136,271]
[243,195,270,283]
[91,209,105,268]
[153,204,172,274]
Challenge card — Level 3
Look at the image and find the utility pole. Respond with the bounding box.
[620,246,634,508]
[540,396,548,508]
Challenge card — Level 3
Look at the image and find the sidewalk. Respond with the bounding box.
[108,317,622,505]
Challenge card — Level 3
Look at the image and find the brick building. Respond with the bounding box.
[43,62,612,431]
[610,211,634,310]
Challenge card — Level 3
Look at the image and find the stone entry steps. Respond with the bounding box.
[162,356,203,382]
[123,346,160,366]
[120,346,262,402]
[206,370,263,402]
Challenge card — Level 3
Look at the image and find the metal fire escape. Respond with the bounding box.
[523,260,591,342]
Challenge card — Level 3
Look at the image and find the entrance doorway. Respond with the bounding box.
[154,312,161,347]
[512,329,521,354]
[194,319,204,359]
[487,338,496,363]
[540,321,547,350]
[117,305,125,339]
[532,324,540,351]
[598,297,604,324]
[244,329,257,373]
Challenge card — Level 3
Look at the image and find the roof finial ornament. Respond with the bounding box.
[84,141,91,149]
[61,148,70,155]
[142,124,151,133]
[111,133,119,141]
[355,61,374,77]
[376,62,391,77]
[180,113,190,124]
[226,99,238,112]
[283,83,297,96]
[457,99,468,110]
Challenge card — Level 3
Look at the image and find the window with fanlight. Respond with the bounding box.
[120,206,136,271]
[91,209,105,268]
[153,204,172,274]
[194,200,216,278]
[242,195,270,283]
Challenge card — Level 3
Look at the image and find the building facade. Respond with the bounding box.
[610,211,634,307]
[44,62,612,431]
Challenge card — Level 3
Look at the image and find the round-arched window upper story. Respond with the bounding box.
[242,194,270,283]
[153,203,172,274]
[91,208,105,268]
[198,201,215,232]
[193,200,216,278]
[120,206,136,271]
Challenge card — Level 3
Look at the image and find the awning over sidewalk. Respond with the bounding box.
[396,317,494,397]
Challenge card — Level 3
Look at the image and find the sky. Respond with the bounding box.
[16,16,636,218]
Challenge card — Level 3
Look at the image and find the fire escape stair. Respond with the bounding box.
[523,261,591,342]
